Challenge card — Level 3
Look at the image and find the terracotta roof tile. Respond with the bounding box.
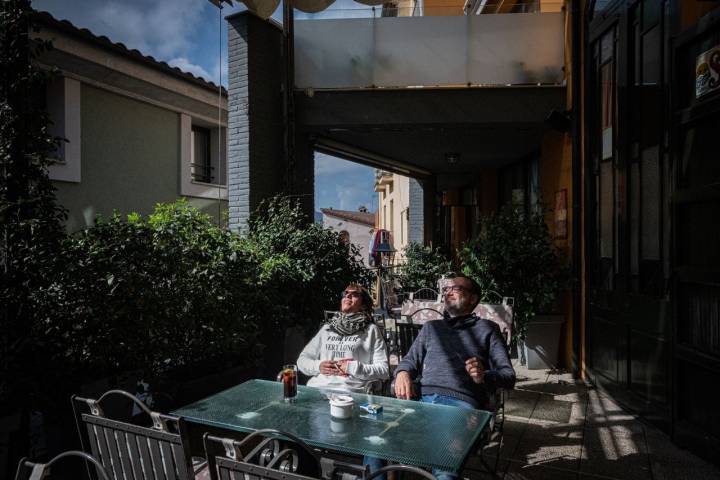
[33,10,227,96]
[320,208,375,227]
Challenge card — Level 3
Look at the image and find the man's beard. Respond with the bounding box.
[445,297,471,317]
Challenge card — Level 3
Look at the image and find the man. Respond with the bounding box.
[297,283,389,394]
[297,283,389,478]
[394,275,515,479]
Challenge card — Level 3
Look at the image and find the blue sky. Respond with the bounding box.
[33,0,376,214]
[315,153,376,213]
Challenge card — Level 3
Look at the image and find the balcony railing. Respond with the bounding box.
[294,12,564,89]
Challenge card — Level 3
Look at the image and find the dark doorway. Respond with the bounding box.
[585,0,672,434]
[670,7,720,460]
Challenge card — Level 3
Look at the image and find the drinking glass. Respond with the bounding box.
[278,364,298,402]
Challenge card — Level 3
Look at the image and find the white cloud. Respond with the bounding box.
[210,56,228,86]
[34,0,209,65]
[336,183,371,211]
[315,153,375,211]
[169,57,212,81]
[94,0,206,59]
[315,153,372,177]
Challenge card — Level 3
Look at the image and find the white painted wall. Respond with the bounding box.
[323,213,374,267]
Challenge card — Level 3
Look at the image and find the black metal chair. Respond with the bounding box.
[408,288,441,302]
[396,323,422,362]
[204,431,437,480]
[396,308,443,361]
[72,389,202,480]
[366,465,437,480]
[203,429,323,480]
[14,451,111,480]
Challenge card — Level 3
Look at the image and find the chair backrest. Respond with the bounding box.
[371,313,387,331]
[396,323,421,362]
[204,430,321,480]
[396,306,444,360]
[366,465,437,480]
[396,323,422,361]
[72,390,194,480]
[399,301,445,323]
[408,288,441,302]
[15,451,111,480]
[473,295,514,347]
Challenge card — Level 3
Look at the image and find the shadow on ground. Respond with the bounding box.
[461,363,720,480]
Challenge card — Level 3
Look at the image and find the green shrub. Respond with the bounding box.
[1,1,68,410]
[242,196,372,333]
[36,200,264,390]
[397,242,454,293]
[461,205,568,339]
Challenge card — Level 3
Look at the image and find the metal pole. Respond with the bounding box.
[283,0,296,194]
[218,3,223,227]
[570,0,582,379]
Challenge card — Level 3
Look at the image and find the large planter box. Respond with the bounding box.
[523,314,565,370]
[0,412,24,480]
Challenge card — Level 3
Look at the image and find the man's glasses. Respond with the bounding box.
[342,291,362,299]
[442,285,469,295]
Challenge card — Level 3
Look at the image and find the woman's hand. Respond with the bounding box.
[336,358,353,376]
[320,360,340,375]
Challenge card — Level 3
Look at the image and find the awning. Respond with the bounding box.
[209,1,386,19]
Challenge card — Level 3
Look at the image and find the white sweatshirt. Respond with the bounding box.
[297,323,389,393]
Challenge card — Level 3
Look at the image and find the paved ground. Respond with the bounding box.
[463,362,720,480]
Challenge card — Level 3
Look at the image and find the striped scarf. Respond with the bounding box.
[327,311,371,336]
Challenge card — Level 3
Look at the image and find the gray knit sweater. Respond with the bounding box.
[395,313,516,409]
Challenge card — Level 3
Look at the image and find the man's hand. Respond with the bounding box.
[320,360,341,376]
[465,357,485,384]
[395,371,414,399]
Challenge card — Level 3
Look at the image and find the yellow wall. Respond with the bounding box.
[540,0,564,13]
[537,0,578,372]
[396,0,464,16]
[680,1,720,30]
[424,0,465,16]
[539,130,574,370]
[376,173,412,261]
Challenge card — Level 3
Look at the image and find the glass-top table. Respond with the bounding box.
[172,379,491,473]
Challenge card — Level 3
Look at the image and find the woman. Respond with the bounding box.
[297,283,389,393]
[297,283,389,479]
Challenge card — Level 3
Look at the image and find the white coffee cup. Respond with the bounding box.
[329,395,354,419]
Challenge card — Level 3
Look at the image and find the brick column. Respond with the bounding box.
[408,177,424,244]
[226,14,250,233]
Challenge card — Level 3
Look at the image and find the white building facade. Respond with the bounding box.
[321,208,375,267]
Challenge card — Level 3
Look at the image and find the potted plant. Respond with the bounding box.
[397,243,454,294]
[461,205,569,369]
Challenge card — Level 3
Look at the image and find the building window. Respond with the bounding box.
[190,123,226,186]
[499,160,530,210]
[180,113,227,200]
[390,199,394,233]
[46,76,81,183]
[592,26,617,291]
[339,230,350,245]
[191,126,213,183]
